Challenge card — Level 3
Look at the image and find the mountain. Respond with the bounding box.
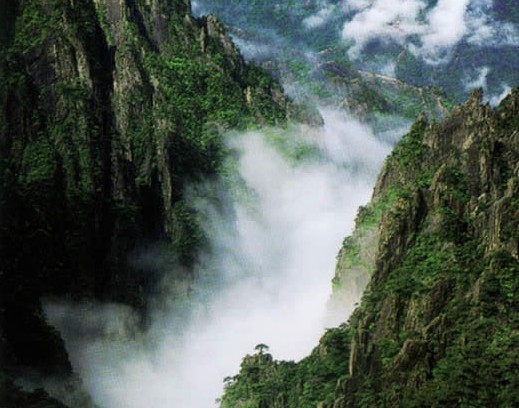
[2,1,518,407]
[193,0,519,118]
[0,0,293,405]
[189,1,452,126]
[219,88,519,407]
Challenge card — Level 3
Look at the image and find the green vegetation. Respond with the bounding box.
[262,127,321,164]
[0,0,289,283]
[220,326,352,408]
[1,379,69,408]
[193,0,458,123]
[331,186,399,293]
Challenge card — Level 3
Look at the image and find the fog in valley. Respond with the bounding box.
[45,110,401,408]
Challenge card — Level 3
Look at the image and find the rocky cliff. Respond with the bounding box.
[219,88,519,408]
[0,0,292,405]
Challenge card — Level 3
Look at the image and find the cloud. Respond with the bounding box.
[342,0,426,58]
[467,19,519,47]
[463,66,513,107]
[341,0,519,64]
[231,34,283,61]
[487,84,512,107]
[413,0,470,62]
[465,66,490,91]
[190,1,204,16]
[463,66,513,106]
[303,3,337,29]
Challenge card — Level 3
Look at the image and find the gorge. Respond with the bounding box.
[1,1,518,408]
[44,110,392,408]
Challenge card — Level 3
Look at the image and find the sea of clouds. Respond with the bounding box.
[338,0,519,63]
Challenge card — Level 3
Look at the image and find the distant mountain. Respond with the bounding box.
[194,0,519,109]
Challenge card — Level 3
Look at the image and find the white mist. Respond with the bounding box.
[45,110,394,408]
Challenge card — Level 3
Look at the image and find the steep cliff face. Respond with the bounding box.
[334,87,518,407]
[220,88,519,408]
[0,0,291,403]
